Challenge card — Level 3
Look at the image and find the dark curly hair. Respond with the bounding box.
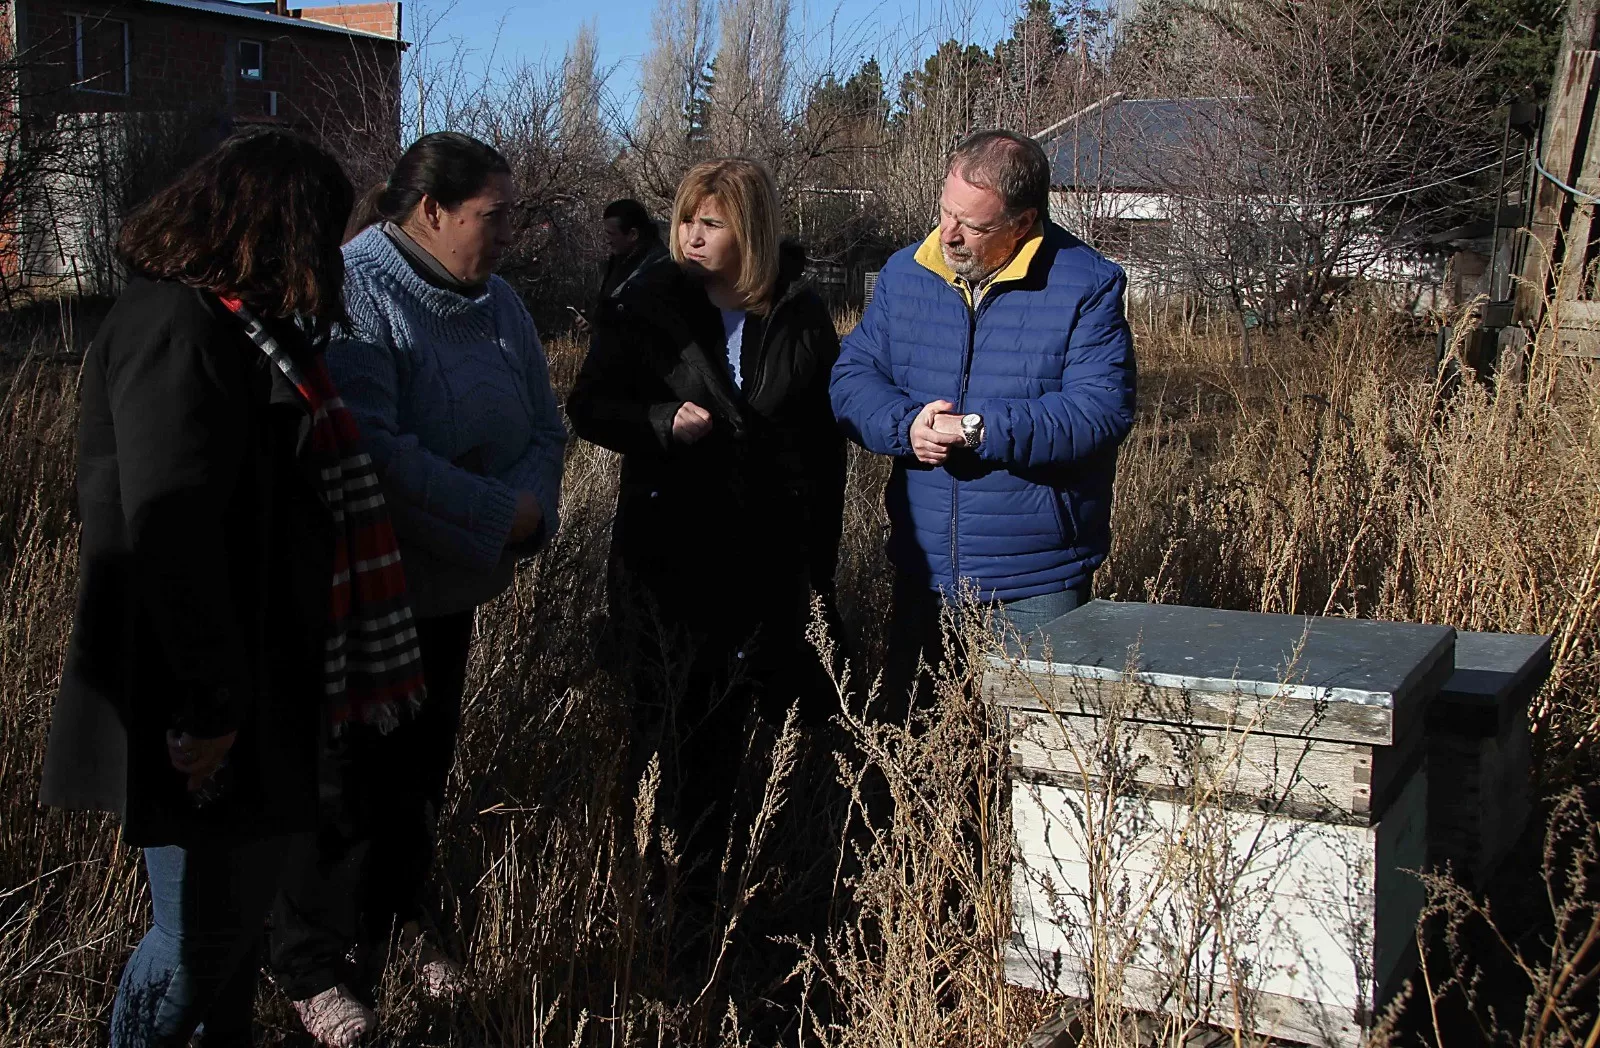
[117,128,354,338]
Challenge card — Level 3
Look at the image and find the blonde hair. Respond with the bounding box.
[670,158,781,314]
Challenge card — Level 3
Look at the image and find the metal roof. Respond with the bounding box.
[140,0,399,43]
[1037,96,1242,192]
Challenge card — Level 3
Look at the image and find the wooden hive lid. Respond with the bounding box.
[984,600,1456,747]
[1428,631,1552,737]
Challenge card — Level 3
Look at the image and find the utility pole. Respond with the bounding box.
[416,64,426,139]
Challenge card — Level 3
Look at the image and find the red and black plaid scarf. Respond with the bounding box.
[220,297,428,732]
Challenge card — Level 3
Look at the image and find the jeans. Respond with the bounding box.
[880,576,1089,724]
[270,611,475,1002]
[854,577,1090,884]
[999,587,1090,637]
[110,836,288,1047]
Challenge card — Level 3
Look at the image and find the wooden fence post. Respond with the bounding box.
[1517,0,1600,326]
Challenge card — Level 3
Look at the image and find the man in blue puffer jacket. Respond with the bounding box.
[831,129,1135,707]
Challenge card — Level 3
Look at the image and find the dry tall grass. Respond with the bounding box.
[1,302,1597,1046]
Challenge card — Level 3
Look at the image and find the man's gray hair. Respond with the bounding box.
[946,130,1051,220]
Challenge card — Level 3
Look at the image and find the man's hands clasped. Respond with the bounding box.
[910,399,969,466]
[671,398,965,462]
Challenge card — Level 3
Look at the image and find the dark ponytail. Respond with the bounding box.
[347,131,512,239]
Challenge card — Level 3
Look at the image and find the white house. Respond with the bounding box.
[1036,93,1449,316]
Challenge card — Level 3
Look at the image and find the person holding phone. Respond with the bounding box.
[39,129,425,1047]
[579,198,670,335]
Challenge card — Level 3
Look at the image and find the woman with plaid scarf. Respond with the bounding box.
[39,130,425,1047]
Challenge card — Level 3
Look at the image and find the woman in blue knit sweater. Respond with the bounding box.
[269,132,566,1046]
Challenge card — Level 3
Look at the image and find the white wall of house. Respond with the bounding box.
[20,114,132,296]
[1050,188,1450,315]
[1051,190,1173,224]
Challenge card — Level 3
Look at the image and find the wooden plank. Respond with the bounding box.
[1517,0,1600,324]
[1558,301,1600,354]
[1013,773,1430,982]
[1556,74,1600,305]
[1519,47,1600,322]
[1011,778,1384,909]
[1009,892,1372,1025]
[1008,707,1411,823]
[984,601,1454,747]
[1558,299,1600,326]
[1565,0,1600,56]
[1557,334,1600,357]
[1005,953,1368,1048]
[1462,711,1533,883]
[1008,773,1429,1047]
[986,668,1398,747]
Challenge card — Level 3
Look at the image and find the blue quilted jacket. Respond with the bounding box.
[830,222,1136,602]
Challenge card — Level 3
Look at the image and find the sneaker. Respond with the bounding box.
[398,921,466,1001]
[417,939,467,1001]
[292,984,376,1047]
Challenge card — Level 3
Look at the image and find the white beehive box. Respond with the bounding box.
[985,601,1455,1048]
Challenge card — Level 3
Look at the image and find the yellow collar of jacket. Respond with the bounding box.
[913,224,1046,308]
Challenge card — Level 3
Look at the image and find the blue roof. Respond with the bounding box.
[1038,96,1240,192]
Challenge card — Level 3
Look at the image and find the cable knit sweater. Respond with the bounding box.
[327,226,567,618]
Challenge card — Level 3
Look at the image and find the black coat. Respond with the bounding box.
[40,278,333,847]
[595,239,671,311]
[567,245,846,660]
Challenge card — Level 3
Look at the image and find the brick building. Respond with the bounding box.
[1,0,405,290]
[9,0,403,137]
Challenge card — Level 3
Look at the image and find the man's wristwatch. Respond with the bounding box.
[960,412,985,449]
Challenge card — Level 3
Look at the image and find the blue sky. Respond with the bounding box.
[324,0,1016,105]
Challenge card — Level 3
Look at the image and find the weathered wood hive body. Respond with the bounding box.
[984,601,1549,1048]
[1423,631,1550,888]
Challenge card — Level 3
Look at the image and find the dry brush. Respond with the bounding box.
[0,302,1596,1045]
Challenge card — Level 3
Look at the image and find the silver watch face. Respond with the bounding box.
[962,413,982,427]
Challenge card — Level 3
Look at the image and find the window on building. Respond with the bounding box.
[238,40,264,81]
[1088,217,1173,264]
[72,14,130,95]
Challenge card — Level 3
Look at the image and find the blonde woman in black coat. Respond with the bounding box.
[568,158,846,894]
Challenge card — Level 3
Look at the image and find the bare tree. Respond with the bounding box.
[446,51,627,328]
[629,0,717,207]
[708,0,792,156]
[300,33,409,196]
[0,17,113,303]
[1108,0,1495,341]
[560,21,606,159]
[0,15,228,302]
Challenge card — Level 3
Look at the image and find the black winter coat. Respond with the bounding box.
[40,278,333,847]
[595,239,671,312]
[567,245,846,660]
